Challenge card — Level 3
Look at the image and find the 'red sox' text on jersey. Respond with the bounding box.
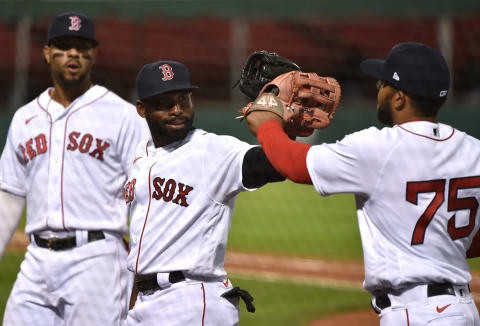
[125,129,254,277]
[0,85,150,234]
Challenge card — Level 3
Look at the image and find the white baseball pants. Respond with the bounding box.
[3,233,132,326]
[373,284,480,326]
[126,278,240,326]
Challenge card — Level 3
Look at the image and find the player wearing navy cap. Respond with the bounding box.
[0,12,150,325]
[244,42,480,325]
[124,60,285,325]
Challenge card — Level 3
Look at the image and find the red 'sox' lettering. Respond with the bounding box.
[152,177,193,207]
[66,131,110,162]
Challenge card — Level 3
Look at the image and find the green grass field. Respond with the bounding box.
[0,251,24,321]
[231,276,370,325]
[0,253,371,326]
[229,181,362,260]
[2,180,480,325]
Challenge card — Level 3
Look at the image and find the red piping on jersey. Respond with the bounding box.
[201,283,206,326]
[398,125,455,142]
[257,121,312,184]
[60,89,110,229]
[135,162,157,274]
[406,309,410,326]
[133,157,142,164]
[37,95,54,229]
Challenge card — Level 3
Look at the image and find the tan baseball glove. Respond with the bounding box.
[238,71,341,137]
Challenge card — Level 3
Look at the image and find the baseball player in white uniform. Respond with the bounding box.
[124,60,284,325]
[0,12,150,325]
[244,42,480,325]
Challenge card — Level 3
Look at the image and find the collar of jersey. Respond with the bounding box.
[38,85,105,111]
[148,128,201,156]
[397,121,454,141]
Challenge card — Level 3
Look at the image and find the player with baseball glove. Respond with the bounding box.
[236,50,341,138]
[125,60,291,325]
[242,43,480,326]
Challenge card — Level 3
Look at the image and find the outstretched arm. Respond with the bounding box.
[246,111,312,185]
[0,190,25,259]
[242,146,285,189]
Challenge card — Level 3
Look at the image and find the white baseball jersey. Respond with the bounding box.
[125,128,254,276]
[306,121,480,293]
[0,85,150,234]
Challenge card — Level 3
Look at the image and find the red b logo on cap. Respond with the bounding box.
[159,64,174,81]
[68,16,82,31]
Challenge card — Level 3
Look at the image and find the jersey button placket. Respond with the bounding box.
[47,115,65,227]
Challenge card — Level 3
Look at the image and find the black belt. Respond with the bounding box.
[135,271,186,293]
[373,283,460,312]
[33,231,105,251]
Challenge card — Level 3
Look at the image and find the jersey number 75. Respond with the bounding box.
[406,176,480,245]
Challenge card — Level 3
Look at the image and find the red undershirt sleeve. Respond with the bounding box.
[256,121,312,184]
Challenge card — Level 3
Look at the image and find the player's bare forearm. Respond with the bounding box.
[0,190,25,259]
[245,111,283,136]
[255,121,312,184]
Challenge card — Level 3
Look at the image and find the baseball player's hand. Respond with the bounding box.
[239,71,341,138]
[221,286,256,313]
[245,109,283,136]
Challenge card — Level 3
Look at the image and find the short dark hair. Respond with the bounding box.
[406,92,447,117]
[387,81,447,117]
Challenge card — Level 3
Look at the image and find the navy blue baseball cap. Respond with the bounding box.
[360,42,450,99]
[136,61,199,100]
[47,12,99,46]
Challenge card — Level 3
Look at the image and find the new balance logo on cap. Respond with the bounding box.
[439,90,448,97]
[393,72,400,81]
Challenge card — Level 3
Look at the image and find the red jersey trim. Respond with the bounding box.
[398,125,455,142]
[201,283,206,326]
[135,161,157,274]
[36,91,55,121]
